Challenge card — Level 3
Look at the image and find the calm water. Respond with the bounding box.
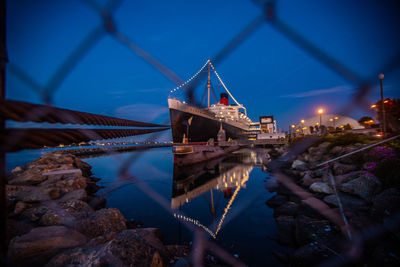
[7,147,285,266]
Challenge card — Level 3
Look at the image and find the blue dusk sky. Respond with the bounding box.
[6,0,400,138]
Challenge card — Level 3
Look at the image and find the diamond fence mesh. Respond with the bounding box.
[2,0,400,266]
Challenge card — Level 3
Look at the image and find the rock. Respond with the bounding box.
[318,142,331,152]
[76,208,127,238]
[47,228,167,267]
[302,171,322,187]
[333,171,362,184]
[21,204,51,222]
[295,215,334,245]
[58,189,87,203]
[323,194,369,211]
[275,216,295,246]
[39,209,76,227]
[309,182,334,194]
[332,162,358,175]
[371,188,400,220]
[14,201,31,214]
[311,168,327,178]
[6,219,35,244]
[8,169,48,185]
[59,199,94,218]
[266,194,288,208]
[165,245,191,261]
[87,195,107,210]
[330,146,343,156]
[274,202,299,217]
[11,166,24,174]
[73,158,92,177]
[15,186,61,203]
[296,201,326,220]
[291,160,308,171]
[8,226,86,265]
[339,172,381,201]
[293,242,336,266]
[40,173,87,195]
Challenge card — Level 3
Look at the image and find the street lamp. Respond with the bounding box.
[379,73,386,137]
[300,120,305,134]
[317,108,324,126]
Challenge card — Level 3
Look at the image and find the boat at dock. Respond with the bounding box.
[173,142,239,166]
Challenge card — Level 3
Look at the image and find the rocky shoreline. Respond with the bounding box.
[6,152,191,266]
[266,138,400,266]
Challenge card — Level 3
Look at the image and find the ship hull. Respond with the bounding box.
[169,108,248,143]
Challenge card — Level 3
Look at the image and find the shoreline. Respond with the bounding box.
[265,136,400,265]
[6,152,194,266]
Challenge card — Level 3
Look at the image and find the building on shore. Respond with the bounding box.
[291,114,364,135]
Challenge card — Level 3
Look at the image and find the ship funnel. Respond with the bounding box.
[220,93,229,105]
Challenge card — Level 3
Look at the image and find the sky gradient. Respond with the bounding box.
[6,0,400,139]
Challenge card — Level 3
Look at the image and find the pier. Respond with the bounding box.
[57,144,172,157]
[219,138,287,147]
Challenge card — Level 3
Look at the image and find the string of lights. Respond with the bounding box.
[209,62,246,115]
[215,175,249,236]
[169,59,210,93]
[173,213,216,239]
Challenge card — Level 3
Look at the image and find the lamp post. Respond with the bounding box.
[317,108,324,127]
[379,73,386,137]
[291,124,295,138]
[300,120,305,134]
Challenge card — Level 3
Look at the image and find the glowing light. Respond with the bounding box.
[300,119,305,123]
[170,60,210,93]
[291,124,295,128]
[317,108,324,114]
[383,100,389,103]
[370,105,376,108]
[334,117,338,120]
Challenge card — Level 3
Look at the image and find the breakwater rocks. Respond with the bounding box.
[6,152,189,266]
[266,140,400,266]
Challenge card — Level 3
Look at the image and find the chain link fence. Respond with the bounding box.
[2,0,400,266]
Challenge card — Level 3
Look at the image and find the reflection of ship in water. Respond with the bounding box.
[172,153,255,209]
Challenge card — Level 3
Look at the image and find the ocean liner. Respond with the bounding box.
[168,60,257,143]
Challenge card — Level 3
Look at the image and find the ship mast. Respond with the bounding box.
[207,61,211,108]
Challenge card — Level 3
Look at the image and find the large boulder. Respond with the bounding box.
[57,189,87,203]
[309,182,334,194]
[38,200,94,227]
[266,194,287,208]
[75,208,127,238]
[302,171,322,187]
[339,172,381,201]
[40,172,87,195]
[275,216,295,246]
[274,202,299,217]
[331,171,362,184]
[291,160,308,171]
[332,162,358,176]
[47,228,167,267]
[370,188,400,220]
[8,226,87,266]
[323,194,369,211]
